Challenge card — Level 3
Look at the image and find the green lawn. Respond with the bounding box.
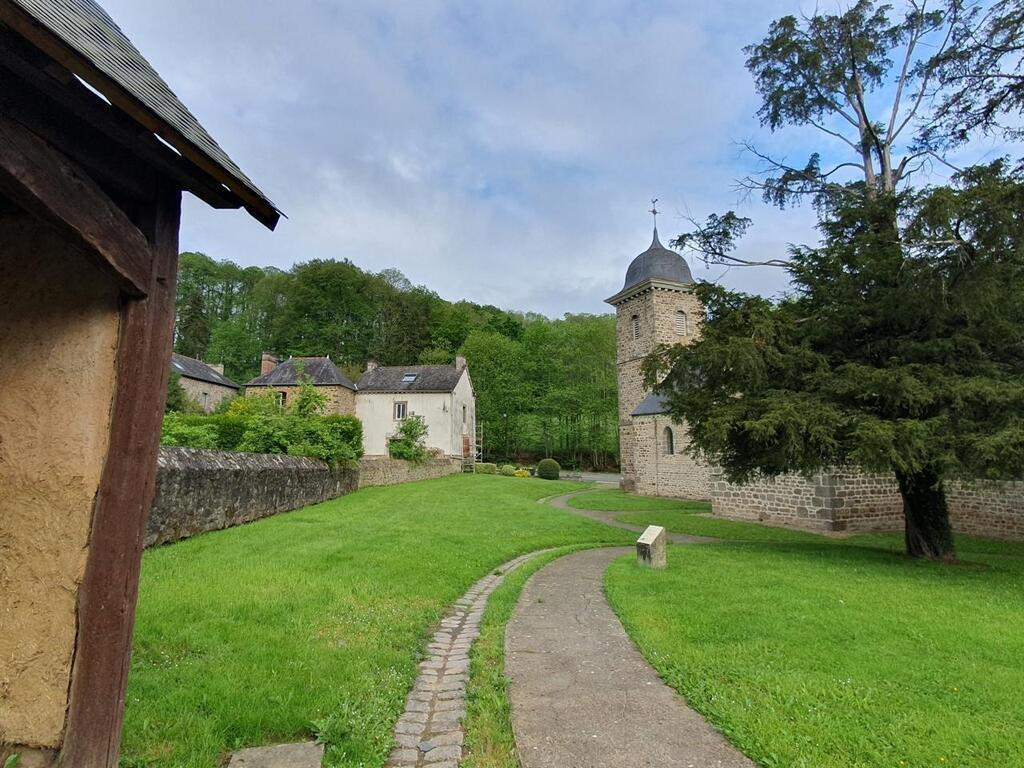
[605,536,1024,768]
[616,508,830,543]
[568,488,711,513]
[121,475,632,768]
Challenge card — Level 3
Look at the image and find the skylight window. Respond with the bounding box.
[402,373,418,383]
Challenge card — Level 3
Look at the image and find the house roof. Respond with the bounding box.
[632,391,671,417]
[3,0,280,229]
[170,353,239,390]
[246,357,357,390]
[357,364,465,394]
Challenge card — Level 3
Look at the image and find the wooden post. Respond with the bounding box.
[60,184,181,768]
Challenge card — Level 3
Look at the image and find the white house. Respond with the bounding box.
[356,357,475,458]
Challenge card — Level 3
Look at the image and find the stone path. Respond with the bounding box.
[546,491,717,544]
[385,550,544,768]
[506,547,755,768]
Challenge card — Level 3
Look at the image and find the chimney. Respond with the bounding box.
[455,355,467,371]
[261,352,278,376]
[207,362,225,375]
[366,359,379,372]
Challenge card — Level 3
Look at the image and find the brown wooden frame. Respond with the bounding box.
[0,106,181,768]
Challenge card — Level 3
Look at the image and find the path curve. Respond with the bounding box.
[506,547,754,768]
[545,491,717,544]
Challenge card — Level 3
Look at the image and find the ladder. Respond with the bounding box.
[462,423,483,472]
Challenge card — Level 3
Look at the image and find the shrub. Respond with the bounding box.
[514,468,530,478]
[388,414,429,464]
[474,462,497,475]
[537,458,561,480]
[237,413,363,466]
[286,417,361,465]
[499,464,517,476]
[161,412,218,449]
[226,392,281,418]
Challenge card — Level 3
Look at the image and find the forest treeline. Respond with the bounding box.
[173,252,619,468]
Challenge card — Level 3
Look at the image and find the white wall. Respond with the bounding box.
[356,369,476,457]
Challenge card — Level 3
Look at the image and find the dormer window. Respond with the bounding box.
[402,373,418,383]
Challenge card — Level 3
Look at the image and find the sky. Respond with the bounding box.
[101,0,833,316]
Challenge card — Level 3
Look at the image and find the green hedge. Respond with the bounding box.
[474,462,498,475]
[499,464,517,476]
[161,411,363,466]
[537,458,561,480]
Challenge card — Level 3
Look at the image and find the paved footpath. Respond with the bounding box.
[506,547,754,768]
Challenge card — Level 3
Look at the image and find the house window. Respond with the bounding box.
[675,310,688,336]
[462,404,467,425]
[402,372,418,383]
[664,426,674,456]
[201,392,209,409]
[276,391,287,408]
[631,314,641,341]
[394,401,408,420]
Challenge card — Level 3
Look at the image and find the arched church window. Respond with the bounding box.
[664,426,674,455]
[675,310,688,336]
[631,314,641,340]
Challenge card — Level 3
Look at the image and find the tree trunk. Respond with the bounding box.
[895,468,956,560]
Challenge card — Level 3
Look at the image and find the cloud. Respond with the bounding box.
[102,0,816,316]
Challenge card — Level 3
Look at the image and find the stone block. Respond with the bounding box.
[227,742,324,768]
[636,525,667,569]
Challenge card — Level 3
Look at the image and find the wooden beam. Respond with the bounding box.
[0,114,151,296]
[60,185,181,768]
[0,28,241,210]
[0,3,280,230]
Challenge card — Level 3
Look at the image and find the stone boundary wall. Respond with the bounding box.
[358,456,462,489]
[147,449,462,547]
[710,467,1024,541]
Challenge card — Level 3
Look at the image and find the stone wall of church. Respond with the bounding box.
[710,467,1024,540]
[633,415,711,499]
[708,469,840,529]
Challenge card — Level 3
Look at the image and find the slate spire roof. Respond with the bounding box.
[245,357,357,390]
[621,228,694,291]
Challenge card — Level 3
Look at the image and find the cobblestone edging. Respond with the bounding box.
[386,551,544,768]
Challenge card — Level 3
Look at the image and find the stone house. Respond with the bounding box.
[170,353,239,412]
[245,354,357,413]
[356,358,476,458]
[246,355,477,459]
[608,225,1024,540]
[0,0,278,764]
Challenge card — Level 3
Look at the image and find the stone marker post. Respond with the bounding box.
[636,525,667,568]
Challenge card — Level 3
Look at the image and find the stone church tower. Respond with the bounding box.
[605,223,707,495]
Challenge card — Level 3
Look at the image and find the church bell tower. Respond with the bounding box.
[605,204,703,488]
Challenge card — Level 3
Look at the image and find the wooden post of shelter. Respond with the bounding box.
[0,1,279,765]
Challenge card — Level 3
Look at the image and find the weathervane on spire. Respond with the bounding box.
[649,198,659,227]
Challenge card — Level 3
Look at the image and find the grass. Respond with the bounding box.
[605,535,1024,768]
[461,547,586,768]
[615,509,830,543]
[568,488,711,513]
[121,475,633,768]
